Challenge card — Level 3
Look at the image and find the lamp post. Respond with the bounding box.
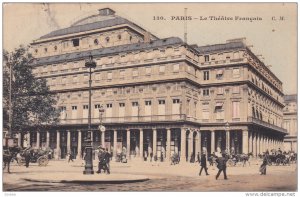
[83,55,96,175]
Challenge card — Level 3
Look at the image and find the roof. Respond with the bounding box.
[39,16,155,40]
[195,41,246,54]
[29,37,183,66]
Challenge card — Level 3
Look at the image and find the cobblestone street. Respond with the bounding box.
[3,159,297,191]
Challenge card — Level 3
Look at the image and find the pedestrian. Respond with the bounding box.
[105,148,111,174]
[97,148,106,174]
[68,152,74,163]
[150,152,153,162]
[215,153,228,180]
[24,149,31,168]
[259,154,268,175]
[199,152,209,176]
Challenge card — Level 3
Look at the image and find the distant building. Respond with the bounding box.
[19,8,287,160]
[283,94,297,152]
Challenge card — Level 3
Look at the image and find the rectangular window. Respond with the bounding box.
[173,64,180,72]
[202,103,209,110]
[217,87,224,95]
[95,104,101,109]
[72,39,80,47]
[119,103,125,107]
[107,103,113,108]
[203,89,210,96]
[158,100,165,105]
[216,70,224,80]
[83,105,88,109]
[173,99,180,104]
[107,72,112,80]
[145,101,152,106]
[72,106,77,110]
[133,69,138,77]
[159,65,165,73]
[132,102,139,106]
[202,110,209,120]
[233,86,240,94]
[204,55,209,62]
[232,101,240,118]
[233,68,240,78]
[204,71,209,80]
[120,70,125,78]
[146,67,151,75]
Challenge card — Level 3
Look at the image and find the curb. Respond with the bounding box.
[23,178,150,184]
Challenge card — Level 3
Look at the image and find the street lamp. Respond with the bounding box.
[83,55,96,175]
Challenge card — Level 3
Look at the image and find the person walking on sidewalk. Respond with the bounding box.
[259,154,268,175]
[199,152,209,176]
[216,153,228,180]
[68,152,74,163]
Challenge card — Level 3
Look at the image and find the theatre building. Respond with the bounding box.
[22,8,287,161]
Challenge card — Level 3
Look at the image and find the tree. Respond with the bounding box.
[3,46,59,137]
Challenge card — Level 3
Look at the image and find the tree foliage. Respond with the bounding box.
[3,46,59,134]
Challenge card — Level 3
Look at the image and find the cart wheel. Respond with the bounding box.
[275,158,281,166]
[38,156,48,166]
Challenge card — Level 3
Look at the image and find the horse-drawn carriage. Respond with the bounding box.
[227,153,253,167]
[17,147,51,166]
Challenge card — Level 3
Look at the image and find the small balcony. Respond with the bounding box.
[247,116,287,134]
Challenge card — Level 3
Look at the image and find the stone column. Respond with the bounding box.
[91,131,94,147]
[101,131,105,147]
[36,131,40,148]
[78,130,82,158]
[153,129,157,157]
[46,131,50,148]
[242,130,249,154]
[197,131,201,154]
[166,128,171,161]
[139,129,143,159]
[258,134,262,155]
[126,129,130,158]
[67,130,71,154]
[252,132,256,156]
[114,130,117,159]
[56,131,60,160]
[211,130,215,154]
[249,131,253,153]
[188,131,193,161]
[26,132,31,147]
[180,128,186,162]
[18,133,22,147]
[226,130,230,152]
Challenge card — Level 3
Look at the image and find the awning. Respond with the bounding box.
[217,70,224,75]
[215,102,224,108]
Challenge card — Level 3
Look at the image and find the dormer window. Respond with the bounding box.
[54,46,57,51]
[118,35,122,40]
[204,55,209,62]
[35,49,38,54]
[106,37,110,42]
[129,36,132,41]
[94,39,99,45]
[72,39,79,47]
[44,48,47,53]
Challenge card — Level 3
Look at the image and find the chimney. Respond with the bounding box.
[98,8,116,16]
[144,32,151,43]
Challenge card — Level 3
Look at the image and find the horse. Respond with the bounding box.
[3,146,22,173]
[231,152,253,167]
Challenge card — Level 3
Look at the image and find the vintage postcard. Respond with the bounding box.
[2,2,297,194]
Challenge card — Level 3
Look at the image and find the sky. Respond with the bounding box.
[3,3,297,94]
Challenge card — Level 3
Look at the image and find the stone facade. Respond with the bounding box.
[283,94,297,152]
[21,8,287,161]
